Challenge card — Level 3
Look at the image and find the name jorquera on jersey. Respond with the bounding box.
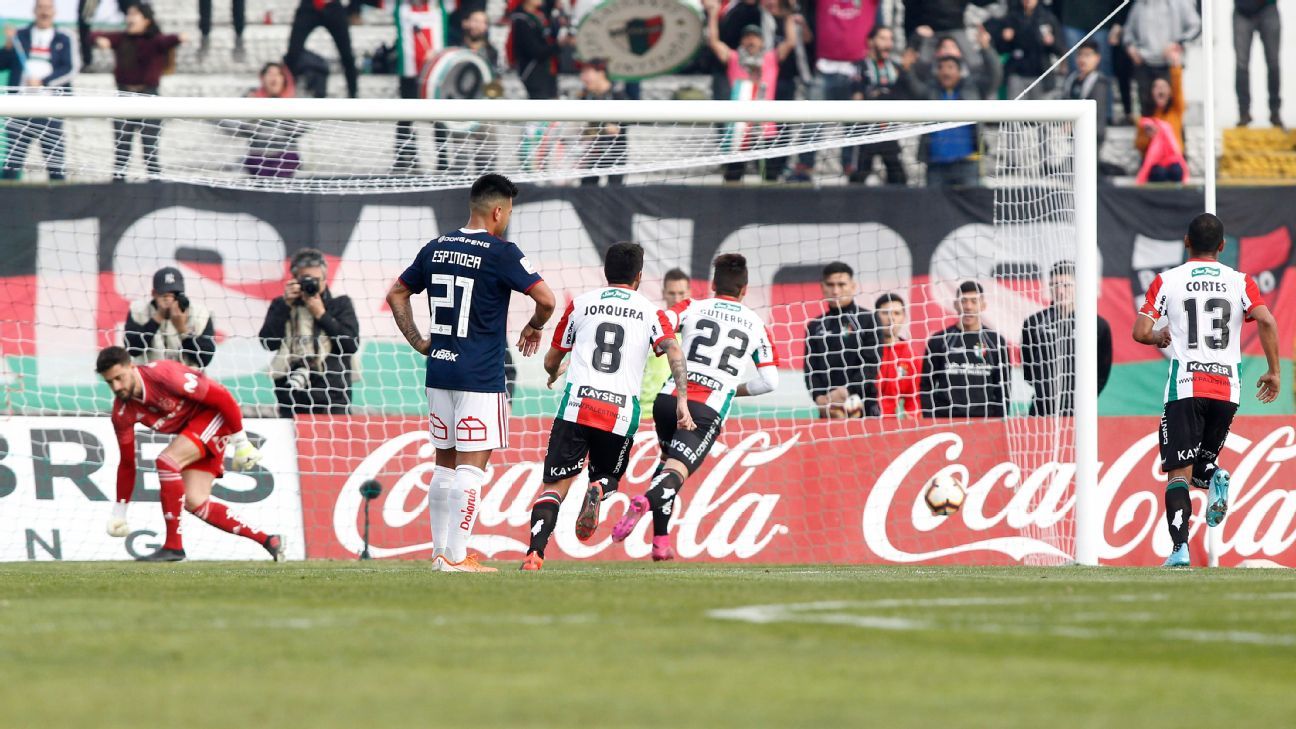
[584,304,645,320]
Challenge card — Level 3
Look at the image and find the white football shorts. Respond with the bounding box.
[426,387,510,452]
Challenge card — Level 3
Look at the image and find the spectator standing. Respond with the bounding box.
[575,59,628,187]
[704,0,802,181]
[1135,45,1185,183]
[874,293,921,419]
[123,266,216,369]
[851,25,922,185]
[1123,0,1198,114]
[460,9,497,67]
[1,0,77,181]
[788,0,876,183]
[1108,9,1135,123]
[803,262,881,418]
[218,63,308,178]
[1062,41,1111,150]
[721,0,810,181]
[92,2,185,182]
[920,280,1009,419]
[392,0,446,173]
[1054,0,1126,76]
[1234,0,1282,127]
[902,0,996,52]
[1021,262,1113,416]
[258,248,360,417]
[198,0,245,61]
[918,26,1001,188]
[912,33,963,86]
[640,268,691,404]
[509,0,568,100]
[285,0,360,99]
[994,0,1065,100]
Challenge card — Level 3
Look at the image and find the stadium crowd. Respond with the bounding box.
[0,0,1283,185]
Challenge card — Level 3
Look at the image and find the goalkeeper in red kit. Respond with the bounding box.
[96,346,285,562]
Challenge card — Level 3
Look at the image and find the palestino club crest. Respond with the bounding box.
[575,0,704,80]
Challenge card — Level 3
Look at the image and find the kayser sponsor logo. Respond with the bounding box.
[577,386,627,407]
[1187,362,1233,377]
[304,417,1296,566]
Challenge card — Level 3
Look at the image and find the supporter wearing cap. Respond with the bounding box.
[123,266,216,369]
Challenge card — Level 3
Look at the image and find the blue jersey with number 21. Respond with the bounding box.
[399,228,543,392]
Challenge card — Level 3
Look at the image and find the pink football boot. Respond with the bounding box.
[611,495,649,543]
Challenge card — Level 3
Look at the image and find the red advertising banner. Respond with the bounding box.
[295,416,1296,567]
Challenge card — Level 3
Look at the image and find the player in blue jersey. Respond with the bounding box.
[387,174,556,572]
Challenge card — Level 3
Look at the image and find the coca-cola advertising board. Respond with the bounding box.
[0,418,305,561]
[295,416,1296,567]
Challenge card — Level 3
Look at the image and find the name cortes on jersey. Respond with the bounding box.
[1140,259,1264,404]
[552,287,674,436]
[663,297,779,413]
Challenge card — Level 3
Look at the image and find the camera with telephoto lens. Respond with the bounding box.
[298,275,321,297]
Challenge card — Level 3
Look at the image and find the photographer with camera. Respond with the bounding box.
[258,248,359,418]
[123,267,216,369]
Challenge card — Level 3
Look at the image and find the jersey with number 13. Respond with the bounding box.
[1140,258,1265,404]
[552,286,675,435]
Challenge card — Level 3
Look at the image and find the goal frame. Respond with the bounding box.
[0,95,1101,566]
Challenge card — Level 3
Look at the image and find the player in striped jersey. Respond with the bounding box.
[1133,213,1280,567]
[521,243,694,571]
[612,254,780,561]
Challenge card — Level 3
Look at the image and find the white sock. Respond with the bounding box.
[428,465,456,560]
[445,465,486,563]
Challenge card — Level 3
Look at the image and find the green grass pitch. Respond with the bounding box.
[2,562,1293,728]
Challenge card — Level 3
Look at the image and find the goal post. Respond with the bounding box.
[0,93,1101,566]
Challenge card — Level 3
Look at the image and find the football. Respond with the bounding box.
[924,473,967,516]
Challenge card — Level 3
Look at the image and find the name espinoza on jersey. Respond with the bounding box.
[662,296,779,414]
[552,286,675,436]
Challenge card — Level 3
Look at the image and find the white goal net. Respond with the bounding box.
[0,92,1099,565]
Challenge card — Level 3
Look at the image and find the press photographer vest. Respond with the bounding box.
[127,298,213,369]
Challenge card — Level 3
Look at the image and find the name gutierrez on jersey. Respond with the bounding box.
[430,250,483,269]
[584,304,645,320]
[698,307,747,325]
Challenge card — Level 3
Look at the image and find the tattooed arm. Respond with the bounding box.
[385,279,431,355]
[661,338,696,431]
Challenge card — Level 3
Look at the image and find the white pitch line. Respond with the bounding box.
[708,595,1296,648]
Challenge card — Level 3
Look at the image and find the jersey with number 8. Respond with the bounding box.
[1140,258,1265,404]
[552,286,675,435]
[663,297,779,412]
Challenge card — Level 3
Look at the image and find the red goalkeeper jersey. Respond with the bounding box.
[111,360,244,502]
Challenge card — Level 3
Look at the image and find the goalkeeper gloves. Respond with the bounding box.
[229,431,263,472]
[106,501,129,538]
